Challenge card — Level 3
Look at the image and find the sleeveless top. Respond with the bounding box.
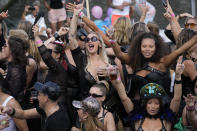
[137,118,167,131]
[126,63,172,99]
[98,109,109,124]
[0,96,17,131]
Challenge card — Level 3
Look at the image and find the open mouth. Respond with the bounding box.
[88,44,94,50]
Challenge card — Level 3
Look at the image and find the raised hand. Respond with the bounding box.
[58,27,69,36]
[0,10,8,20]
[32,25,39,37]
[184,94,195,111]
[175,56,184,77]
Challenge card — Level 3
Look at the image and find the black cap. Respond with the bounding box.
[34,81,61,101]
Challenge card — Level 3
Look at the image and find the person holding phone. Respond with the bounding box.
[21,1,47,36]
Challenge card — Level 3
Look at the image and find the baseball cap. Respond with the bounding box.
[72,96,101,117]
[34,81,61,101]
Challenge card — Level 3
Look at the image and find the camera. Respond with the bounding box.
[29,6,35,11]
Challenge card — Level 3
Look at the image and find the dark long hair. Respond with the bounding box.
[128,32,167,72]
[8,36,27,66]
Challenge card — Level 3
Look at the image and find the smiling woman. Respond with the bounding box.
[69,3,110,100]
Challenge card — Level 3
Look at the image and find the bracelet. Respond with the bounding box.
[79,12,85,18]
[171,13,175,17]
[186,106,195,112]
[53,32,60,40]
[35,40,42,44]
[175,79,182,84]
[109,40,116,45]
[9,108,15,116]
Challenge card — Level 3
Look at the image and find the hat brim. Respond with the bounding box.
[72,100,82,109]
[34,82,44,92]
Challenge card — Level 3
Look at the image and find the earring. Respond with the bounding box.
[97,47,100,55]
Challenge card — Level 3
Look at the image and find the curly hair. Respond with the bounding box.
[128,32,167,72]
[8,36,27,66]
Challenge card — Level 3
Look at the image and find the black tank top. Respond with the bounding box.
[50,0,63,9]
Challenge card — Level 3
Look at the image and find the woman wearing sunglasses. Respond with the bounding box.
[69,4,110,100]
[89,81,116,131]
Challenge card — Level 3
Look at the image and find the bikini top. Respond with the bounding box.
[126,63,172,98]
[137,118,167,131]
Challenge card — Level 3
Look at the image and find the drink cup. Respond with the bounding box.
[108,65,117,80]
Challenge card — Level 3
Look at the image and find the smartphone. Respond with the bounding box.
[162,0,167,7]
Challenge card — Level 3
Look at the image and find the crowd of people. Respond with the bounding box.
[0,0,196,131]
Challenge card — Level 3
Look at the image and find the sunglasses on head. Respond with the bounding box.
[185,23,197,29]
[89,93,103,98]
[85,36,99,43]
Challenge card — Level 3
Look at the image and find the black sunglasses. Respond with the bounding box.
[85,36,99,43]
[89,93,103,98]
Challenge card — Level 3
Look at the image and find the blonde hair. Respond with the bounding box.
[85,32,109,70]
[28,40,41,63]
[83,114,105,131]
[17,20,32,38]
[113,17,132,45]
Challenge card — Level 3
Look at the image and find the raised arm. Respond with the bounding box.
[43,0,51,11]
[68,3,83,50]
[161,35,197,67]
[109,68,134,113]
[170,56,184,113]
[163,0,181,43]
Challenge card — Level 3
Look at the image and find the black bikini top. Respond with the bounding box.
[137,118,167,131]
[126,63,172,98]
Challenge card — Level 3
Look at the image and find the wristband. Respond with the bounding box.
[109,40,116,45]
[35,40,42,44]
[53,32,60,40]
[175,79,182,84]
[186,106,195,112]
[171,13,175,17]
[79,12,85,18]
[9,108,15,116]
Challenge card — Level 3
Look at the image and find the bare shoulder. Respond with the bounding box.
[6,97,21,109]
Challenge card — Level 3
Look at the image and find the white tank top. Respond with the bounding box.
[112,0,131,15]
[0,96,17,131]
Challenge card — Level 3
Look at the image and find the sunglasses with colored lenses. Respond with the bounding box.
[89,93,103,98]
[85,36,99,43]
[185,23,197,29]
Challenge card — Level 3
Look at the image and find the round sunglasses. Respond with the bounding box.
[85,36,99,43]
